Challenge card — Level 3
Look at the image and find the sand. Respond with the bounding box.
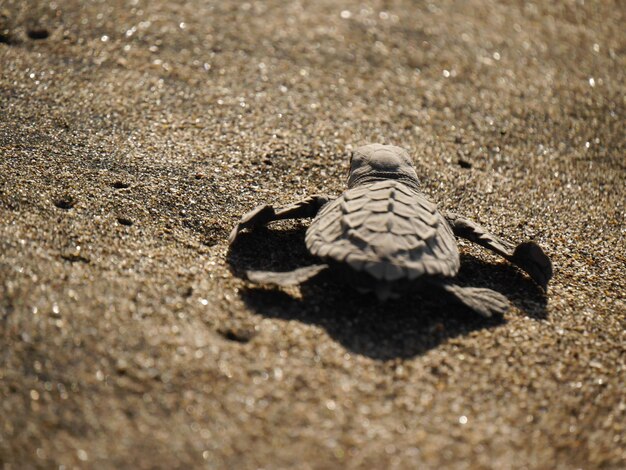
[0,0,624,468]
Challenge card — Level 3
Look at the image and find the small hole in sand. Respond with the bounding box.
[54,197,74,210]
[61,253,90,264]
[27,28,49,40]
[117,217,133,226]
[218,328,254,343]
[112,181,130,189]
[458,159,472,169]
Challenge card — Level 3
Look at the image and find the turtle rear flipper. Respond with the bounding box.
[246,264,329,287]
[437,281,510,317]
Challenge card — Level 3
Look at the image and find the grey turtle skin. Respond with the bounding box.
[229,144,552,317]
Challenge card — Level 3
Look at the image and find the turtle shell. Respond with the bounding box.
[305,180,460,282]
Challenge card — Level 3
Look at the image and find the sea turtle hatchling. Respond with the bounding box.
[229,144,552,316]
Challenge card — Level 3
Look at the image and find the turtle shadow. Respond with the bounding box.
[227,226,548,360]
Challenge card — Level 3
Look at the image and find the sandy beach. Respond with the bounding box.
[1,0,624,468]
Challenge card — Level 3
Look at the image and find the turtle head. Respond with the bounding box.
[348,144,418,188]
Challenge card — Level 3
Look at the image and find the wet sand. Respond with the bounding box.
[1,0,624,468]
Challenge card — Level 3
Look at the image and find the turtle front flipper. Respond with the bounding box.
[437,281,510,317]
[229,195,330,245]
[444,212,553,290]
[246,264,329,287]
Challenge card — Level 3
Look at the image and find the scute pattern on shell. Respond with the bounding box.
[305,180,460,282]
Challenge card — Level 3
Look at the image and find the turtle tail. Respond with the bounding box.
[436,281,510,317]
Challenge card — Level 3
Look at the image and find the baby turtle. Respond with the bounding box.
[229,144,552,316]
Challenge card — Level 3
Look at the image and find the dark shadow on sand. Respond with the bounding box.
[227,225,548,360]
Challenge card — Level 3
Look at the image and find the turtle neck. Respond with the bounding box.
[348,171,421,193]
